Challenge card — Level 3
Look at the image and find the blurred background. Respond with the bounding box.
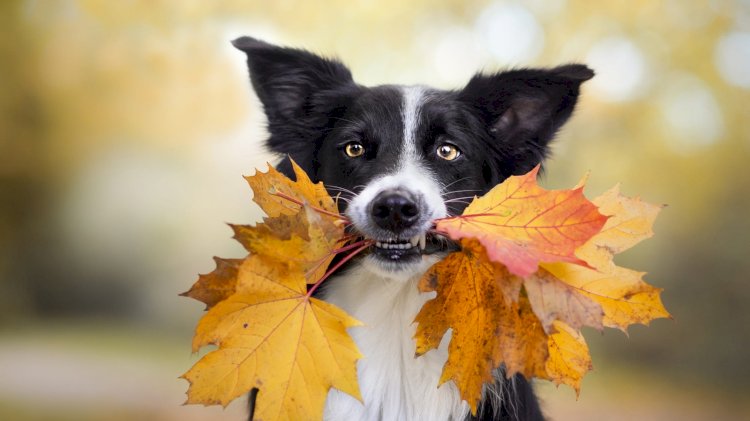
[1,0,749,420]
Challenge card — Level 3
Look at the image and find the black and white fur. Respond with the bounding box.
[233,37,593,421]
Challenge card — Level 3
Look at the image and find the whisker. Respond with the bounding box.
[441,177,473,190]
[443,188,482,194]
[327,185,358,195]
[443,195,478,201]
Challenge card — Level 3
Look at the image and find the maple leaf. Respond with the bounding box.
[245,160,339,218]
[541,185,670,332]
[183,256,362,419]
[523,268,604,333]
[180,256,244,310]
[415,240,551,413]
[414,240,514,411]
[545,321,592,391]
[434,165,608,277]
[575,184,662,271]
[231,205,344,283]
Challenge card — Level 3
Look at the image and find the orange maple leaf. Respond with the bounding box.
[414,240,514,411]
[434,165,608,277]
[415,239,552,411]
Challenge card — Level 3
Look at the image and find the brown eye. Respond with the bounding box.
[345,142,365,158]
[437,144,461,161]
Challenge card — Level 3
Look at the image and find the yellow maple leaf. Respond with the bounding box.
[545,321,592,391]
[245,159,339,218]
[541,185,670,332]
[575,184,663,271]
[183,255,362,419]
[231,205,343,283]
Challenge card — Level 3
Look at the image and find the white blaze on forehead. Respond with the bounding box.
[344,85,446,252]
[400,86,427,162]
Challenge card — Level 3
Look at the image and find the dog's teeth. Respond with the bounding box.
[375,238,418,250]
[419,233,427,250]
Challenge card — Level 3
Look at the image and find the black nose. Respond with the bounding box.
[370,190,420,231]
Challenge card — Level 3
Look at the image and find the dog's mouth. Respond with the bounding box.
[367,232,451,263]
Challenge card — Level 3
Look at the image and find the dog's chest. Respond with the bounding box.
[322,266,468,421]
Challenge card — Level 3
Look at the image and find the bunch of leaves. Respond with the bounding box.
[181,161,373,420]
[181,162,669,419]
[414,167,669,412]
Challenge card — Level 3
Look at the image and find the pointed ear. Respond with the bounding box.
[232,37,355,125]
[458,65,594,174]
[232,37,357,176]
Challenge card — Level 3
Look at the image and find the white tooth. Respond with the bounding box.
[377,242,384,248]
[410,236,419,247]
[419,233,426,250]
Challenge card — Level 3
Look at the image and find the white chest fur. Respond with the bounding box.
[322,265,468,421]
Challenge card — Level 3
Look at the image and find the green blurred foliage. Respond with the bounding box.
[1,0,749,419]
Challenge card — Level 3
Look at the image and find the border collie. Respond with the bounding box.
[233,36,593,421]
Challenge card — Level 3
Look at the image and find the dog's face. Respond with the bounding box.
[234,37,592,278]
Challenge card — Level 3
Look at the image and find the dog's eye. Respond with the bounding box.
[436,144,461,161]
[344,142,365,158]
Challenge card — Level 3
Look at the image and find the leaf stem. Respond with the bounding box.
[304,238,368,278]
[306,241,372,298]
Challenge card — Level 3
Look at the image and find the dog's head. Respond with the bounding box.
[234,37,593,278]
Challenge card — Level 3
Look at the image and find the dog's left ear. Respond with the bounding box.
[459,65,594,175]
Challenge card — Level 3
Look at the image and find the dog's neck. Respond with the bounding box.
[321,264,469,421]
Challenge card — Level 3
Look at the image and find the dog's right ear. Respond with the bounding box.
[232,37,356,169]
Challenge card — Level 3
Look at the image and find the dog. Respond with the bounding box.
[233,36,593,421]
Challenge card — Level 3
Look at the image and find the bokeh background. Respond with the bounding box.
[2,0,749,420]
